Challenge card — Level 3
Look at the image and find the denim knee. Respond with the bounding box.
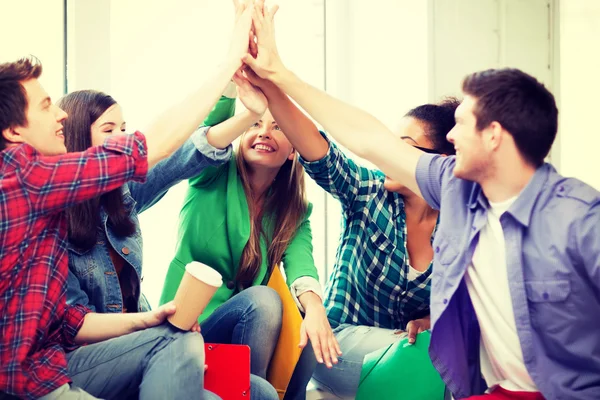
[240,286,283,332]
[250,375,279,400]
[171,331,206,370]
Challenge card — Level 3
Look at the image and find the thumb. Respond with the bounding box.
[243,67,261,85]
[243,53,258,69]
[159,302,177,317]
[407,321,417,345]
[298,323,308,348]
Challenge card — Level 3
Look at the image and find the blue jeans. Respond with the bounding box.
[282,341,317,400]
[201,286,281,400]
[311,324,408,399]
[63,323,218,399]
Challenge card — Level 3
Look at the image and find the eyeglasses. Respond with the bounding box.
[413,145,442,155]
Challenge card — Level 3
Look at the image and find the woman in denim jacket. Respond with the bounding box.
[59,88,236,315]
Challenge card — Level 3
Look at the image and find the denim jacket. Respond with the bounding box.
[66,127,232,313]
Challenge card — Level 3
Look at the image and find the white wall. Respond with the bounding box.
[558,0,600,190]
[66,0,111,93]
[0,0,65,101]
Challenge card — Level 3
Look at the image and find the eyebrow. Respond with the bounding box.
[99,122,126,128]
[400,136,418,144]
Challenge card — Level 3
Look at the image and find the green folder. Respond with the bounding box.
[356,331,445,400]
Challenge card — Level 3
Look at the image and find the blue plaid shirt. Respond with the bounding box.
[300,137,435,330]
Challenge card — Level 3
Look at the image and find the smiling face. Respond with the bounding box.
[240,109,295,171]
[8,79,69,155]
[90,104,126,147]
[446,95,491,181]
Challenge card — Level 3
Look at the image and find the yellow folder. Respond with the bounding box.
[266,265,304,399]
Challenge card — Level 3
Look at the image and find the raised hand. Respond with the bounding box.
[243,0,283,80]
[233,70,268,116]
[228,0,255,67]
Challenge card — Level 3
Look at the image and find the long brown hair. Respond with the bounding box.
[235,139,308,288]
[57,90,136,250]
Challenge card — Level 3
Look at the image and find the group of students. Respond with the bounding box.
[1,1,599,399]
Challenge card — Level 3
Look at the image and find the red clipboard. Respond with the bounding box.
[204,343,251,399]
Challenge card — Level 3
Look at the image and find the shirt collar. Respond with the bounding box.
[468,164,551,227]
[505,164,551,227]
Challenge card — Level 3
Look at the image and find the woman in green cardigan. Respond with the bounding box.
[160,73,340,399]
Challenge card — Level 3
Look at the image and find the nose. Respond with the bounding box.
[55,105,68,122]
[446,126,456,143]
[257,129,271,139]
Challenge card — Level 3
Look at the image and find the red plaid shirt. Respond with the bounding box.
[0,132,148,399]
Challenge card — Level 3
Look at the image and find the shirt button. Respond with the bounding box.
[443,298,448,305]
[435,246,440,253]
[542,292,549,300]
[121,247,130,255]
[226,281,235,290]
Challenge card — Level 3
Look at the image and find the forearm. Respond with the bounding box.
[74,312,147,344]
[144,58,241,168]
[206,109,261,149]
[298,291,324,314]
[271,68,424,194]
[261,82,327,161]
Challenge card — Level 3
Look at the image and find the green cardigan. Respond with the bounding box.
[159,96,318,323]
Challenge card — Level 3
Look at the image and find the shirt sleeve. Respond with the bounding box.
[18,131,148,214]
[61,304,90,349]
[281,205,320,286]
[202,89,237,127]
[129,126,232,213]
[299,133,384,213]
[415,153,457,210]
[290,276,323,313]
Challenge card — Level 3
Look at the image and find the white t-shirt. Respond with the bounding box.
[464,196,538,392]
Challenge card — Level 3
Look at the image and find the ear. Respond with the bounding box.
[287,148,296,161]
[2,126,25,147]
[486,121,503,151]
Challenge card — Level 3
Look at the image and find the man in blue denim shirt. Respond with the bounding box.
[247,31,600,398]
[412,69,600,399]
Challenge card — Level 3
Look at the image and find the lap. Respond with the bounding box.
[66,324,203,399]
[333,324,408,362]
[311,324,407,398]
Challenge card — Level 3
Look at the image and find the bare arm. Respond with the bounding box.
[206,70,269,149]
[244,2,424,195]
[206,110,261,149]
[74,302,182,344]
[244,70,328,161]
[143,3,253,168]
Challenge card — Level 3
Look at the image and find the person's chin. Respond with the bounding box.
[52,145,68,156]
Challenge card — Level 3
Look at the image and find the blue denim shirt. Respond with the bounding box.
[416,154,600,399]
[66,127,231,313]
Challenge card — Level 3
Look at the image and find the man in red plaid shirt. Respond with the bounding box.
[0,7,259,397]
[0,58,235,400]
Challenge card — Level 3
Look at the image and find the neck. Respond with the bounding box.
[480,157,537,203]
[403,191,438,223]
[247,166,278,201]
